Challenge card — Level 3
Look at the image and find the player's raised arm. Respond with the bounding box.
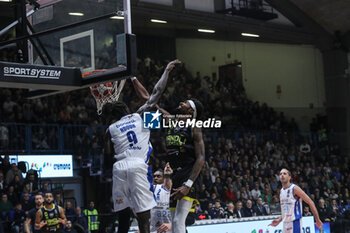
[137,59,181,114]
[163,162,173,191]
[294,185,323,229]
[130,77,150,102]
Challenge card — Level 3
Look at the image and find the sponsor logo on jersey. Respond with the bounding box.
[116,199,123,204]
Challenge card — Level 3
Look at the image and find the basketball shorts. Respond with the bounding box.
[283,219,302,233]
[170,167,199,208]
[112,158,156,213]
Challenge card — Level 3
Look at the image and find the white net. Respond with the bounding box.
[90,79,126,115]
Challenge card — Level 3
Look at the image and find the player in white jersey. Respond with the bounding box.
[103,60,181,233]
[151,163,173,233]
[269,168,323,233]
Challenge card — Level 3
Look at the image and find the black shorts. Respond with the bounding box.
[170,167,200,208]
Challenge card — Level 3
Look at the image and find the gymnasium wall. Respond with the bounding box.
[176,38,326,130]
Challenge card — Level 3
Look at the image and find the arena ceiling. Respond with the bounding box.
[289,0,350,34]
[1,0,349,48]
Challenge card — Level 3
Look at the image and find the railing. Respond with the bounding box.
[0,123,106,154]
[0,123,342,154]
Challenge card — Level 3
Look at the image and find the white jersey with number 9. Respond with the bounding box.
[110,113,156,213]
[109,113,152,162]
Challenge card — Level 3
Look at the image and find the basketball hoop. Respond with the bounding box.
[83,70,126,115]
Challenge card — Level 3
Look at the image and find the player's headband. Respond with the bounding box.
[187,100,197,118]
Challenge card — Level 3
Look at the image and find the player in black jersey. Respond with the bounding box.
[131,67,205,233]
[25,194,43,233]
[159,99,205,233]
[35,192,66,233]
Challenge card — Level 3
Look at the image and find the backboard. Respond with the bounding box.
[0,0,136,97]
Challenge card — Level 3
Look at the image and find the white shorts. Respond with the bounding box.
[113,158,156,213]
[283,219,302,233]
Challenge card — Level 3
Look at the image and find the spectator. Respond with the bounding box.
[193,205,208,220]
[269,177,279,192]
[331,199,340,217]
[7,186,19,206]
[212,177,224,198]
[303,206,312,216]
[0,156,11,178]
[224,184,237,203]
[83,201,99,233]
[40,182,50,195]
[0,193,13,220]
[23,174,38,194]
[224,201,236,219]
[0,124,9,149]
[243,199,256,217]
[251,183,261,201]
[73,206,88,232]
[8,203,26,233]
[63,220,78,233]
[208,200,225,219]
[9,175,23,195]
[5,164,23,186]
[238,186,251,201]
[54,193,64,207]
[269,195,281,215]
[198,184,210,211]
[65,201,76,222]
[20,192,34,214]
[0,172,5,193]
[262,196,271,215]
[234,201,245,218]
[317,198,334,222]
[254,197,268,216]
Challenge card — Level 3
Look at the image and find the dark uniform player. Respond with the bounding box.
[160,99,205,233]
[166,122,198,202]
[35,192,66,233]
[25,194,44,233]
[130,63,205,233]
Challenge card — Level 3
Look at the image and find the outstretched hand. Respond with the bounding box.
[166,59,181,72]
[157,223,171,233]
[268,219,281,227]
[316,219,323,229]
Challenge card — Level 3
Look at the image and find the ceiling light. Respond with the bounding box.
[110,16,124,20]
[0,0,11,2]
[150,19,167,24]
[198,29,215,33]
[241,33,260,38]
[68,12,84,16]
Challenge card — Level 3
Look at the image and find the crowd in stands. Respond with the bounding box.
[0,55,349,232]
[0,157,103,233]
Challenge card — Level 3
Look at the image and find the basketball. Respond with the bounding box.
[90,82,114,100]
